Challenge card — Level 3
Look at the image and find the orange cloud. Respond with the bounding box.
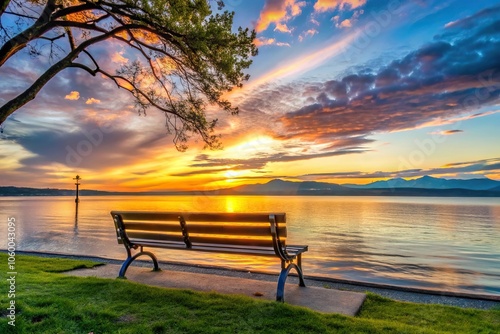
[298,29,318,42]
[255,0,306,32]
[255,37,275,46]
[111,51,128,64]
[275,22,292,33]
[254,37,290,47]
[85,97,101,105]
[65,91,80,100]
[338,19,352,28]
[314,0,366,13]
[332,9,363,29]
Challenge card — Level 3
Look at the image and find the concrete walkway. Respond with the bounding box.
[66,264,366,316]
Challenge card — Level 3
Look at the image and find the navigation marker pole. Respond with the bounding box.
[73,175,81,203]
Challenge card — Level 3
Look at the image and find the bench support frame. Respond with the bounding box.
[114,215,161,278]
[269,214,306,301]
[118,246,160,279]
[277,257,306,302]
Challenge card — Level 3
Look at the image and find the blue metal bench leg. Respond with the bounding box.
[118,251,160,278]
[276,262,306,302]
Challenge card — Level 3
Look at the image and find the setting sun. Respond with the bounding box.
[224,169,240,182]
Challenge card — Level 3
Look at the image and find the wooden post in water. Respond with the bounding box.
[73,175,81,203]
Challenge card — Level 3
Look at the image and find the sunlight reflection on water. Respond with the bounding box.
[0,195,499,295]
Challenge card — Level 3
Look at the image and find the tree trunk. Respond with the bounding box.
[0,0,11,17]
[0,0,56,67]
[0,55,74,124]
[0,27,122,125]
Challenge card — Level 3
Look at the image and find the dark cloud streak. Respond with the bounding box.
[13,119,167,170]
[187,148,368,173]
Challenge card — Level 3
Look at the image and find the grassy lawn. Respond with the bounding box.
[1,254,499,333]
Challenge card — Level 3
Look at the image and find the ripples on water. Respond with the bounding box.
[0,195,499,295]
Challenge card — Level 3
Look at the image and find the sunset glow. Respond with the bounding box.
[1,0,500,191]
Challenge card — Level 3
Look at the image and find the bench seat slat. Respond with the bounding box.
[129,240,279,256]
[188,244,306,257]
[128,238,306,258]
[187,242,275,252]
[188,224,285,237]
[189,245,276,256]
[123,222,286,237]
[126,232,277,248]
[126,239,302,256]
[127,231,184,243]
[112,211,286,223]
[124,223,182,233]
[189,236,274,248]
[128,239,188,249]
[283,245,308,255]
[114,212,180,222]
[126,238,282,256]
[180,213,286,223]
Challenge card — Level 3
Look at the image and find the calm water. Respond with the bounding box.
[1,195,499,296]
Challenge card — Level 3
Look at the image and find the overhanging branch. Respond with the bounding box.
[0,0,256,150]
[0,0,58,66]
[0,24,137,124]
[0,0,11,17]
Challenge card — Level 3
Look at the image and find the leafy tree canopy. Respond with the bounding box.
[0,0,257,150]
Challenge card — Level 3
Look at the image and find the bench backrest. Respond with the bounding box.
[111,211,287,251]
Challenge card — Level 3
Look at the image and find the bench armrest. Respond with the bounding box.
[270,214,296,262]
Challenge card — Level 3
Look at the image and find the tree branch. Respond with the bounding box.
[65,27,76,51]
[0,0,256,150]
[92,64,217,149]
[0,0,11,17]
[39,33,66,42]
[69,62,97,76]
[0,0,57,66]
[4,10,37,20]
[0,24,135,124]
[82,50,99,70]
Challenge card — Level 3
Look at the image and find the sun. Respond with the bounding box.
[224,170,246,183]
[224,170,239,180]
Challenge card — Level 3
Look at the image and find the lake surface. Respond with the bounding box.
[1,195,499,296]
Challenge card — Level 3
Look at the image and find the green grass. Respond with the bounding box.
[1,254,499,333]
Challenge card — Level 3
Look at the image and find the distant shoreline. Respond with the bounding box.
[2,177,500,197]
[1,188,500,197]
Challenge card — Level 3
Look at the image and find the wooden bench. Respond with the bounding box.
[111,211,308,302]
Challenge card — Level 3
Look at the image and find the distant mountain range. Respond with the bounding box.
[213,177,500,197]
[1,176,500,197]
[343,175,500,191]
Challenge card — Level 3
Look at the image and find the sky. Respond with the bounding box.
[1,0,500,191]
